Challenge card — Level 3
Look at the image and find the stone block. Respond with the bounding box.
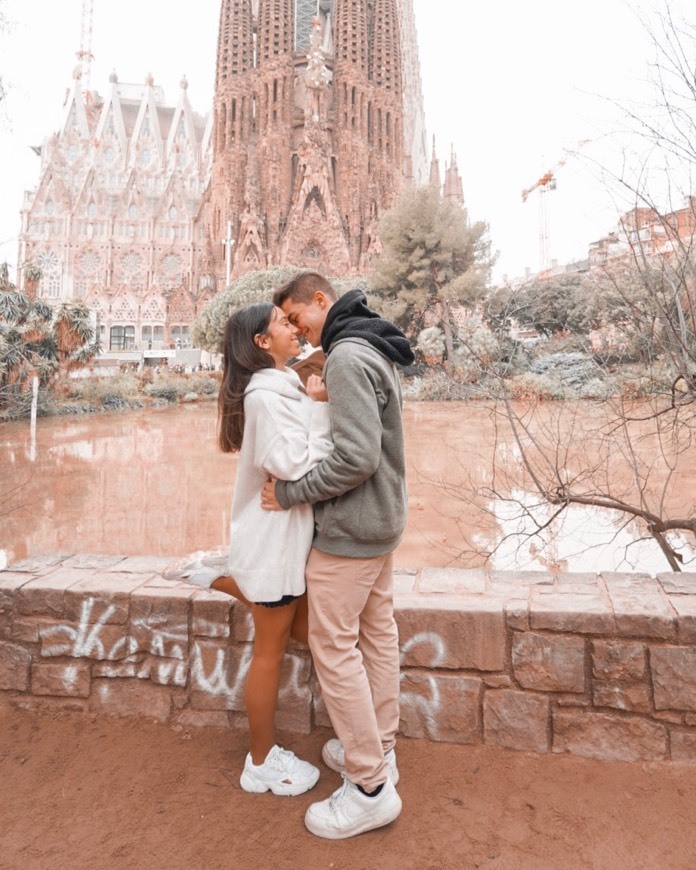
[512,631,585,693]
[93,661,140,679]
[686,714,696,727]
[31,662,91,697]
[106,556,171,574]
[397,595,505,671]
[0,571,32,610]
[0,640,32,691]
[418,567,486,595]
[483,675,514,689]
[490,570,553,587]
[192,592,232,638]
[12,696,89,715]
[601,572,676,639]
[553,573,602,589]
[63,578,146,625]
[399,671,481,743]
[11,617,54,644]
[592,682,651,713]
[505,599,530,631]
[657,573,696,595]
[276,653,313,735]
[39,621,130,661]
[483,689,549,753]
[654,710,684,724]
[592,640,646,681]
[190,641,252,711]
[651,646,696,712]
[670,729,696,763]
[61,555,127,570]
[17,569,92,617]
[8,554,67,574]
[393,570,417,595]
[134,656,188,687]
[129,588,193,660]
[552,709,667,762]
[90,678,173,721]
[666,596,696,644]
[530,591,615,635]
[232,605,254,642]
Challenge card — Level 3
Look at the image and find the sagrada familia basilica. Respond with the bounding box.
[17,1,464,351]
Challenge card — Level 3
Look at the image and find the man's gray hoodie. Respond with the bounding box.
[275,290,414,558]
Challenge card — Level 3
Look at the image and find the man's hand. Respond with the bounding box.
[261,477,285,511]
[305,373,328,402]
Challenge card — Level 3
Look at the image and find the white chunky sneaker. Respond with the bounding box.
[162,549,227,589]
[321,738,400,786]
[239,745,320,797]
[304,775,402,839]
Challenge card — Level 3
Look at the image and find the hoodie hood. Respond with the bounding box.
[320,289,415,367]
[245,367,304,401]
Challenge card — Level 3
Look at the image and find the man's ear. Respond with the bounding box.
[314,290,327,308]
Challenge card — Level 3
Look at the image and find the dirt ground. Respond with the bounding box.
[2,704,696,870]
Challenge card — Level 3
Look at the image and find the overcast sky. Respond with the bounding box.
[0,0,687,283]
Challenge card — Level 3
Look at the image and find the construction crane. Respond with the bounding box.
[76,0,95,92]
[522,139,590,274]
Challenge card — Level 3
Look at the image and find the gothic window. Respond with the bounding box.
[45,200,55,216]
[142,325,152,342]
[169,205,178,220]
[105,146,116,165]
[128,204,137,219]
[110,325,135,350]
[37,250,61,298]
[88,201,97,218]
[140,149,152,168]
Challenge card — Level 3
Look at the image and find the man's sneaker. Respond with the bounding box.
[321,738,400,786]
[304,775,402,839]
[239,745,320,796]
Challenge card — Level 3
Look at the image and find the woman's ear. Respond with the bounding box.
[254,333,269,350]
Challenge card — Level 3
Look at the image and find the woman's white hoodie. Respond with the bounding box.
[227,367,332,602]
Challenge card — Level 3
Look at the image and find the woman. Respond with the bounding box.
[165,303,331,796]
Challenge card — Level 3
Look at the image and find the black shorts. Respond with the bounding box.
[256,593,302,609]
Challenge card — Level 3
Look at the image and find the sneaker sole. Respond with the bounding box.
[239,768,320,797]
[321,745,400,787]
[304,794,402,839]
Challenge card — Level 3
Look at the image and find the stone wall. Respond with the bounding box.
[2,555,696,764]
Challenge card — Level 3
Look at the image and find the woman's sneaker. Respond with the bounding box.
[162,549,227,589]
[321,738,400,786]
[240,745,320,796]
[305,775,402,839]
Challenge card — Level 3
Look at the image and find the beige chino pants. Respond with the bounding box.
[306,548,400,791]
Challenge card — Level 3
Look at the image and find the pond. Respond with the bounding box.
[1,401,694,573]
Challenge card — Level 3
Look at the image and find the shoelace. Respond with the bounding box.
[268,747,295,773]
[329,774,352,810]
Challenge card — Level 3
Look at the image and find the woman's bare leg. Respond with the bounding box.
[289,594,309,645]
[210,575,252,607]
[246,600,299,764]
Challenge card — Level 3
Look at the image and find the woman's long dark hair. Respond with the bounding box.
[218,303,276,453]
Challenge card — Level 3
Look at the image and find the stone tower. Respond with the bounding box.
[204,0,429,280]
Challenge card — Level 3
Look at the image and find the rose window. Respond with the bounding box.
[79,251,101,274]
[162,254,182,275]
[122,253,143,275]
[37,251,60,273]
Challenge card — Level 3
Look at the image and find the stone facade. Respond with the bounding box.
[2,555,696,765]
[18,73,215,352]
[206,0,431,278]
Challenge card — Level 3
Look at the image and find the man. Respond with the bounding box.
[261,271,414,840]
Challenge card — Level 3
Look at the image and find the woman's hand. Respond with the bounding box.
[305,373,328,402]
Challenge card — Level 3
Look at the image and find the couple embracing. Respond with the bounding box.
[169,271,414,839]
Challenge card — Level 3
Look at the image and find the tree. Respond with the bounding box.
[0,263,100,412]
[468,4,696,572]
[191,266,369,353]
[369,185,493,362]
[503,273,591,338]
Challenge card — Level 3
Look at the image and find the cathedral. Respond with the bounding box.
[17,1,462,351]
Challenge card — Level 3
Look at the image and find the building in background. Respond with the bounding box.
[16,1,463,349]
[17,71,214,352]
[205,0,432,278]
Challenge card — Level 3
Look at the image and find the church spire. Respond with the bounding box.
[369,0,402,95]
[216,0,254,88]
[258,0,293,65]
[444,145,464,204]
[334,0,368,69]
[429,136,441,190]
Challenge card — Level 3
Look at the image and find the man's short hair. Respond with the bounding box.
[273,271,338,307]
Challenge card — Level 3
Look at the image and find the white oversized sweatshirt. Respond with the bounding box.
[227,367,332,603]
